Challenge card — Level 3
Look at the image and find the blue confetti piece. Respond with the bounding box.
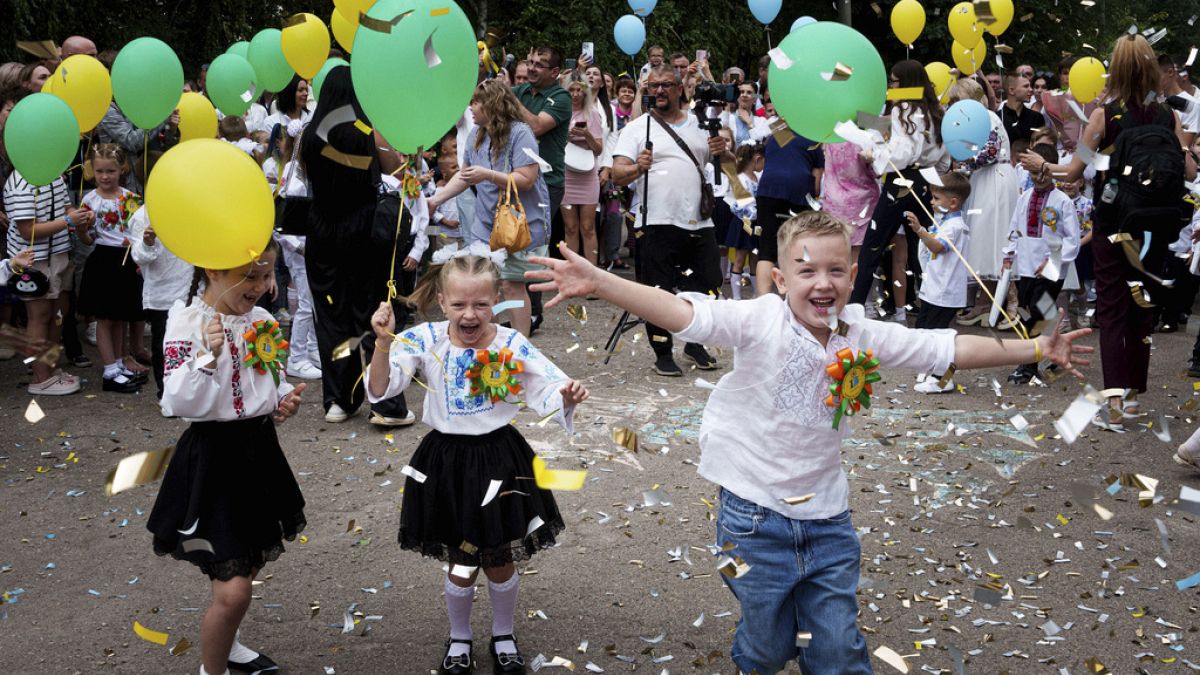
[1106,480,1120,496]
[491,299,525,315]
[383,580,393,589]
[119,519,129,528]
[264,603,283,608]
[135,508,144,516]
[127,577,138,585]
[45,563,55,570]
[86,589,100,597]
[45,533,56,540]
[65,489,85,497]
[1176,570,1200,591]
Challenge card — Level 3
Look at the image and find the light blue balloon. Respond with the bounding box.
[628,0,657,17]
[942,99,992,161]
[791,16,817,32]
[613,15,646,57]
[748,0,782,25]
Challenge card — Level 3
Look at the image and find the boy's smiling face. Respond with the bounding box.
[770,233,857,343]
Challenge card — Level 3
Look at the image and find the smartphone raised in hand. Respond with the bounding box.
[582,42,594,63]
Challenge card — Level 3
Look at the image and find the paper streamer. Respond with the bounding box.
[133,621,170,646]
[491,299,525,315]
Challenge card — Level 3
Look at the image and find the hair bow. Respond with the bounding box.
[430,240,508,269]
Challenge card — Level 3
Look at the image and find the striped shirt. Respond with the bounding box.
[4,172,71,260]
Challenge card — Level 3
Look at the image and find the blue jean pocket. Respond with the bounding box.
[718,490,762,537]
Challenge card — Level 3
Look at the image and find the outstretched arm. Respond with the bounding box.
[526,243,695,333]
[953,312,1093,376]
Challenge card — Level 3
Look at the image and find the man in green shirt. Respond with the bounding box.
[513,46,571,330]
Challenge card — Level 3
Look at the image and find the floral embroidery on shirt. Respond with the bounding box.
[772,336,829,426]
[226,327,245,418]
[447,348,491,415]
[163,340,193,376]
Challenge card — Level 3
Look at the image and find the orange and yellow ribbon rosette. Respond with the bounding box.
[242,319,289,386]
[824,347,881,430]
[466,348,524,402]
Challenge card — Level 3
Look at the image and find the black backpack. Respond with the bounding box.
[1101,103,1185,213]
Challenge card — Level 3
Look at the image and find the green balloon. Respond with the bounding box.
[226,41,250,59]
[207,53,258,117]
[312,58,349,102]
[768,22,886,143]
[352,0,477,153]
[247,29,294,93]
[111,37,184,129]
[4,93,80,186]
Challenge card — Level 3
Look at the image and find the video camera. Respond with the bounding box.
[691,81,737,183]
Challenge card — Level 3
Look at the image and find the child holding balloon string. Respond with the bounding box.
[148,237,307,675]
[365,251,587,674]
[75,143,149,393]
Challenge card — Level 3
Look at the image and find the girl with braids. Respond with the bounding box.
[149,237,307,675]
[852,59,950,321]
[365,250,587,674]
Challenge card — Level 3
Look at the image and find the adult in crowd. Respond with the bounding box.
[984,72,1003,106]
[1030,72,1050,115]
[950,78,1020,325]
[299,65,412,427]
[1020,34,1195,429]
[61,35,97,59]
[1001,74,1044,145]
[822,138,879,261]
[612,64,733,376]
[1159,55,1200,145]
[559,73,603,265]
[852,60,948,320]
[428,79,551,336]
[1041,55,1096,153]
[752,101,825,297]
[19,63,50,93]
[720,82,770,147]
[0,63,23,91]
[263,76,311,135]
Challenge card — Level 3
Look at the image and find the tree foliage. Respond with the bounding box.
[3,1,1197,84]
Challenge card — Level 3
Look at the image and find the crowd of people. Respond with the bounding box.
[2,25,1199,675]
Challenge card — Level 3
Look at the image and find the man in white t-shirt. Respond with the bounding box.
[1159,54,1200,145]
[612,64,734,376]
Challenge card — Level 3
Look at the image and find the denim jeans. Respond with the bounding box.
[716,488,872,675]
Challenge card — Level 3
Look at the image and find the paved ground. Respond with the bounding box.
[3,295,1200,674]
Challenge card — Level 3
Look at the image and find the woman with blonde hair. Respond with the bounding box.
[428,79,551,335]
[558,72,603,265]
[1019,34,1196,430]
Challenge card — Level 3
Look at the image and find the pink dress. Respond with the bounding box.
[563,109,602,205]
[822,142,881,246]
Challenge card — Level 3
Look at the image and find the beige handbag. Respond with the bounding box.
[490,174,532,253]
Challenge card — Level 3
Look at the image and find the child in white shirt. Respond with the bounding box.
[907,171,971,393]
[1002,144,1081,384]
[527,211,1092,675]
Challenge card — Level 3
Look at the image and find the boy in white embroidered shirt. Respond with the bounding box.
[527,212,1093,675]
[906,171,972,393]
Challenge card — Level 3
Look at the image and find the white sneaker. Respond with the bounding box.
[369,410,417,427]
[287,359,322,380]
[85,322,97,346]
[892,309,907,323]
[28,372,82,396]
[324,403,352,423]
[914,377,954,394]
[1175,445,1200,470]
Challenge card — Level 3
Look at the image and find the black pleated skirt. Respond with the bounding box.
[399,425,564,569]
[78,244,144,320]
[146,416,306,580]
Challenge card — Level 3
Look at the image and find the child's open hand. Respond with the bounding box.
[273,383,306,423]
[1040,309,1094,378]
[560,379,589,407]
[371,301,395,339]
[525,243,601,309]
[205,314,225,357]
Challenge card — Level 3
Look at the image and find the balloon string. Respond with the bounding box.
[385,162,411,302]
[78,135,93,203]
[142,132,148,187]
[884,158,1031,341]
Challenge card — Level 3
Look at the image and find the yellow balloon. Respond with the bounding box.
[925,61,955,104]
[890,0,926,46]
[177,92,218,143]
[282,13,331,80]
[145,138,274,270]
[951,40,987,76]
[330,8,358,54]
[1069,57,1107,103]
[983,0,1014,36]
[334,0,377,22]
[947,2,982,50]
[47,55,112,132]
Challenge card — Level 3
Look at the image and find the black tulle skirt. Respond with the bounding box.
[78,244,144,320]
[146,416,306,580]
[399,425,564,569]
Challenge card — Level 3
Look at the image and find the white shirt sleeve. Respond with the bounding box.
[511,333,575,433]
[674,292,774,350]
[160,303,224,419]
[128,207,160,266]
[1057,192,1081,264]
[365,327,429,403]
[858,318,957,377]
[407,196,430,261]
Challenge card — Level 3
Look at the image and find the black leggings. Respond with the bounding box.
[851,170,931,305]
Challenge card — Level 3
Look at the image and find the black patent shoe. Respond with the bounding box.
[102,376,141,394]
[228,652,279,672]
[489,635,526,674]
[438,638,473,674]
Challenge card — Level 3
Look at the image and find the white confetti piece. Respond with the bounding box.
[401,465,427,483]
[523,147,552,173]
[767,47,793,70]
[24,399,45,424]
[481,479,503,507]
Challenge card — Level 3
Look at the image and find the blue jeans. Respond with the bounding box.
[716,488,873,674]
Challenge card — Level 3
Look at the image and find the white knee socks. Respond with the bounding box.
[489,574,520,654]
[444,576,475,658]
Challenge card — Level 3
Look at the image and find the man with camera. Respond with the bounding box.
[611,65,736,377]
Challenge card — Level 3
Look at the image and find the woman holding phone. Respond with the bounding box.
[559,72,604,265]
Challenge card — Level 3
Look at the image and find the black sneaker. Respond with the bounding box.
[1188,362,1200,379]
[683,343,718,370]
[69,354,92,368]
[653,355,683,377]
[529,314,544,336]
[102,375,141,394]
[1006,365,1035,385]
[228,652,279,673]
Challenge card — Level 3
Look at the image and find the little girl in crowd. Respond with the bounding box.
[77,144,147,394]
[724,144,761,300]
[366,252,587,674]
[128,206,193,399]
[147,240,307,675]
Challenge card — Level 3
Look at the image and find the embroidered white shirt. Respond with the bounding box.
[675,293,956,519]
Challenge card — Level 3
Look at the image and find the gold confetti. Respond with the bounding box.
[566,304,588,323]
[831,62,853,81]
[169,638,192,656]
[532,456,586,491]
[612,426,638,453]
[332,336,363,361]
[873,645,910,673]
[105,447,176,497]
[781,494,816,506]
[133,621,169,646]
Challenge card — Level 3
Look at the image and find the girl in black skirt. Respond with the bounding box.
[366,252,588,674]
[77,144,147,393]
[148,239,307,675]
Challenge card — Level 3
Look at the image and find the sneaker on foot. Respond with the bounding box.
[325,403,353,423]
[28,373,81,396]
[1189,363,1200,379]
[85,322,97,346]
[369,410,417,427]
[70,354,92,368]
[915,377,955,394]
[287,359,322,380]
[683,343,718,370]
[653,355,683,377]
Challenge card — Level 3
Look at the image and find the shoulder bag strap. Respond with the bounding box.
[649,112,707,184]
